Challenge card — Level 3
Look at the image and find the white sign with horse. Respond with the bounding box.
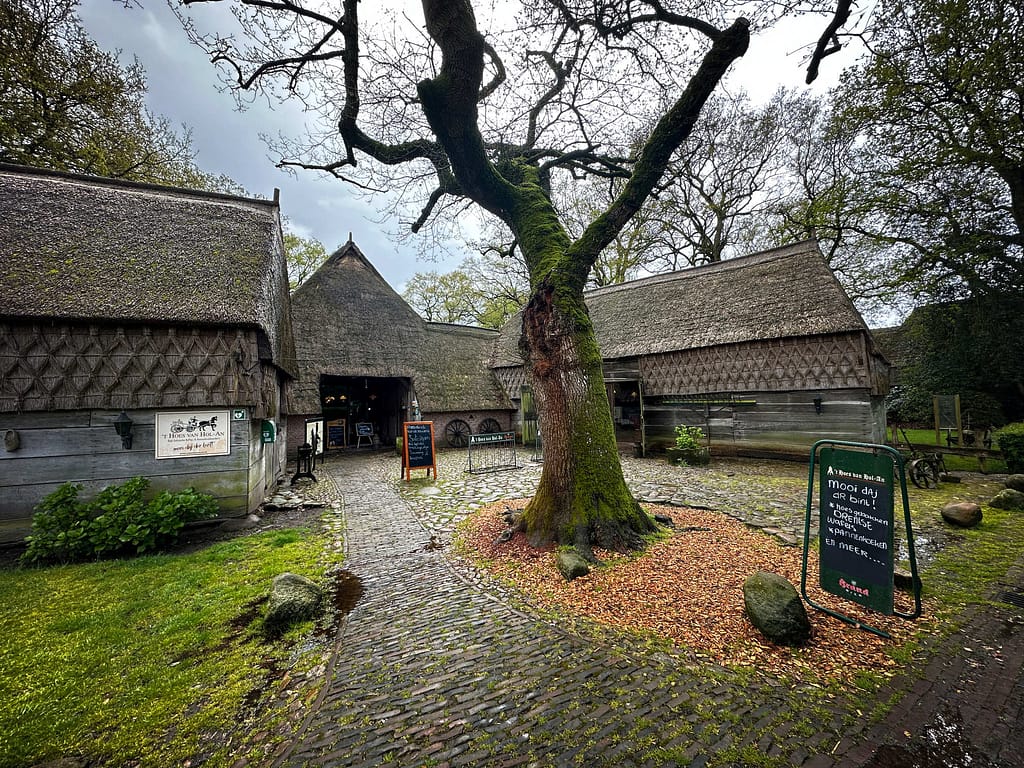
[155,411,231,459]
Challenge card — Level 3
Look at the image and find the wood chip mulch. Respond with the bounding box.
[460,500,931,684]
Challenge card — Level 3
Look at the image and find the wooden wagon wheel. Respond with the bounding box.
[478,418,502,434]
[445,418,471,448]
[908,458,939,489]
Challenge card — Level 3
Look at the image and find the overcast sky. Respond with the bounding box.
[79,2,854,293]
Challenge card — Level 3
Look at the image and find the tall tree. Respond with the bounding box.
[0,0,240,192]
[834,0,1024,300]
[179,0,846,554]
[402,270,480,325]
[648,89,789,264]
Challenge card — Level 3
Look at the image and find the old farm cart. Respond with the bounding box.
[467,431,518,474]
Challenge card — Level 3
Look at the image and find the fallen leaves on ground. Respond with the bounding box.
[460,500,929,684]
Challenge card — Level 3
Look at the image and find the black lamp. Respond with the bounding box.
[813,397,824,415]
[113,411,133,449]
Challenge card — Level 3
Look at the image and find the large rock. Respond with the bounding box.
[1005,475,1024,493]
[556,550,591,581]
[990,488,1024,511]
[743,571,811,646]
[266,572,324,629]
[940,501,983,528]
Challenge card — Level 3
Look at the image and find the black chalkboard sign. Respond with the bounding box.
[356,422,373,437]
[402,421,436,480]
[818,446,895,614]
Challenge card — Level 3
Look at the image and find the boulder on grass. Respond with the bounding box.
[941,501,983,528]
[990,489,1024,511]
[1005,475,1024,493]
[556,550,590,581]
[266,572,323,629]
[743,571,811,646]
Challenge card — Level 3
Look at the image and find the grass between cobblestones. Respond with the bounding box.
[455,470,1024,698]
[0,526,342,768]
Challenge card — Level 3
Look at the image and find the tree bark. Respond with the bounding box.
[519,279,656,554]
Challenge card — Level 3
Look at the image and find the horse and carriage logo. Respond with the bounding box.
[169,415,219,434]
[156,411,230,459]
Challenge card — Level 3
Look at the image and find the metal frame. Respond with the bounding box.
[467,431,518,474]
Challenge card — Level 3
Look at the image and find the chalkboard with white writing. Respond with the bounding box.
[403,421,436,480]
[818,446,895,615]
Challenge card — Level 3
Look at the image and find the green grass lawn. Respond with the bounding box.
[0,527,338,768]
[889,426,1008,473]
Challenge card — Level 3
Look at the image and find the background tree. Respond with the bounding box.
[646,89,789,264]
[403,242,530,329]
[0,0,240,192]
[402,270,480,325]
[178,0,855,555]
[832,0,1024,301]
[883,293,1024,427]
[284,231,328,291]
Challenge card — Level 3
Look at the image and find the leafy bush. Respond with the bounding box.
[997,423,1024,473]
[21,479,219,565]
[674,425,706,451]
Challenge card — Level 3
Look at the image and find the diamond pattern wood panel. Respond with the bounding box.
[639,334,869,396]
[1,321,267,412]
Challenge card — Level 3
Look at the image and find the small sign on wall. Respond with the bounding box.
[155,411,230,459]
[306,417,325,455]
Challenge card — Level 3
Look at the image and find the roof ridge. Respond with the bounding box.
[0,161,278,210]
[586,240,820,298]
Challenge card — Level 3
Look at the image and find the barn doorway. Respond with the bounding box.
[606,379,644,450]
[319,375,410,448]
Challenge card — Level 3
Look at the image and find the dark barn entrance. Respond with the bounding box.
[319,375,410,448]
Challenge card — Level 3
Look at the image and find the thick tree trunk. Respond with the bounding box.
[518,280,657,555]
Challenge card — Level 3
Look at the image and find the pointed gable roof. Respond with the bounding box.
[288,239,512,414]
[288,239,428,411]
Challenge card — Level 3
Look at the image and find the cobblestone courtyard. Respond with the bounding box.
[262,449,1023,768]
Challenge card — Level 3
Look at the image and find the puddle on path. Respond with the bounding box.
[331,568,365,615]
[867,707,998,768]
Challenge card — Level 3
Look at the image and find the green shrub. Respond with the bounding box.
[21,479,219,565]
[997,422,1024,473]
[674,425,706,451]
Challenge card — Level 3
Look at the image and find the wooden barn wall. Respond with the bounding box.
[639,333,872,396]
[0,409,266,545]
[0,321,276,418]
[492,366,527,404]
[643,389,885,454]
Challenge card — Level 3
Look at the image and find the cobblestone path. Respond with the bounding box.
[269,452,848,768]
[267,450,1022,768]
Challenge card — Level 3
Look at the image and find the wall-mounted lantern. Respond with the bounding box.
[813,396,824,415]
[113,411,134,449]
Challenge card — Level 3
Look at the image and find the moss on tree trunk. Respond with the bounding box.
[519,280,656,555]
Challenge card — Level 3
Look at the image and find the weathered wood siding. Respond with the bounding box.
[644,389,887,456]
[0,409,278,544]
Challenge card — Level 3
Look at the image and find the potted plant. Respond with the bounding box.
[666,425,710,466]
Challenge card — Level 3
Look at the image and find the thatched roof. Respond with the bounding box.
[0,164,295,374]
[420,323,513,412]
[491,241,869,367]
[288,240,512,413]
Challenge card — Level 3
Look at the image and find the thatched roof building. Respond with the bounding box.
[493,241,871,371]
[0,164,296,539]
[491,241,890,454]
[0,163,295,413]
[287,240,512,449]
